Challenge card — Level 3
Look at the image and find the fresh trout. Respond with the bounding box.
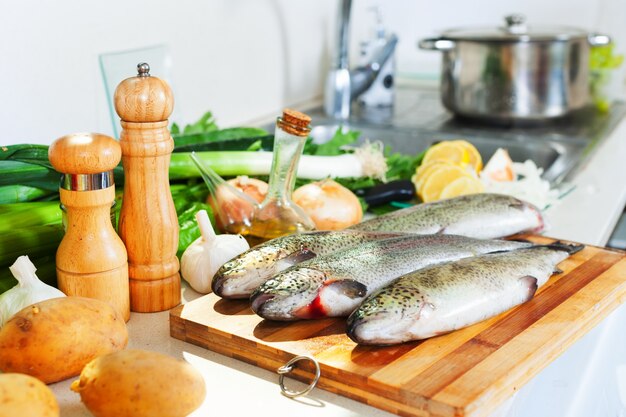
[212,230,405,298]
[349,193,545,238]
[346,242,584,345]
[249,235,532,321]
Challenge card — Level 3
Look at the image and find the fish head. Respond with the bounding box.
[346,287,434,345]
[212,244,316,298]
[508,197,546,234]
[250,268,329,321]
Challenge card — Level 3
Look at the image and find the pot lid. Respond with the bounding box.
[441,14,589,42]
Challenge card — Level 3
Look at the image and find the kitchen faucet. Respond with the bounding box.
[324,0,398,120]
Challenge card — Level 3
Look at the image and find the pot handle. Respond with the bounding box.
[418,37,455,51]
[588,33,611,47]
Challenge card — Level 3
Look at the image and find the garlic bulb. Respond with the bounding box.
[0,255,66,327]
[181,209,250,293]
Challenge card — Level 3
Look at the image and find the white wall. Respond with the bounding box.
[1,0,623,145]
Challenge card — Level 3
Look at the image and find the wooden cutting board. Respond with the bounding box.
[170,236,626,417]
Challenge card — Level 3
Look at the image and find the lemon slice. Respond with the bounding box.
[451,140,483,172]
[412,160,448,192]
[419,164,472,203]
[422,141,470,167]
[439,176,485,200]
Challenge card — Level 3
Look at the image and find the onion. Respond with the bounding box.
[207,176,268,232]
[226,176,268,203]
[292,179,363,231]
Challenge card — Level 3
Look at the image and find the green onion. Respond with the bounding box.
[169,142,387,181]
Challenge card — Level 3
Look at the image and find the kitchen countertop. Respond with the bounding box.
[51,110,626,417]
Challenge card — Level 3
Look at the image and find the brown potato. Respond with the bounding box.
[0,373,59,417]
[71,349,206,417]
[0,296,128,384]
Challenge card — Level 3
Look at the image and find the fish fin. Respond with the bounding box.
[283,248,317,264]
[324,279,367,299]
[553,267,564,274]
[509,238,532,244]
[541,240,585,255]
[509,199,526,211]
[519,276,538,302]
[436,227,446,234]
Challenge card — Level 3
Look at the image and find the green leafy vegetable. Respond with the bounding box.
[173,133,273,153]
[333,176,378,191]
[171,111,218,135]
[177,202,215,258]
[385,148,426,182]
[173,127,269,148]
[306,127,360,156]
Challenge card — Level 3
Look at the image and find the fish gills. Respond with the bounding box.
[212,230,404,298]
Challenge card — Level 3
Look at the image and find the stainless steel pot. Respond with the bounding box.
[419,15,611,122]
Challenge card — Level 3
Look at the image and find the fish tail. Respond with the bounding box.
[542,240,585,255]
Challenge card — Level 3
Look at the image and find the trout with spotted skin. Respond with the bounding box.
[346,243,584,346]
[212,230,405,298]
[350,193,545,238]
[215,194,544,299]
[250,235,532,321]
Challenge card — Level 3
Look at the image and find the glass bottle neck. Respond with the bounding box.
[266,126,307,200]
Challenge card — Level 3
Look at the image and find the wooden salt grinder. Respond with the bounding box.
[114,63,181,312]
[48,133,130,321]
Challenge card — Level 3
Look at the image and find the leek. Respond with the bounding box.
[169,142,388,181]
[0,161,58,187]
[0,202,62,229]
[0,225,64,266]
[0,185,54,204]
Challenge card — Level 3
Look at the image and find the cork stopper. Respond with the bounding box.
[113,63,174,123]
[49,133,121,175]
[278,108,311,137]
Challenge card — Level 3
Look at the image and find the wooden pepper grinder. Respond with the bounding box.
[48,133,130,321]
[114,62,181,312]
